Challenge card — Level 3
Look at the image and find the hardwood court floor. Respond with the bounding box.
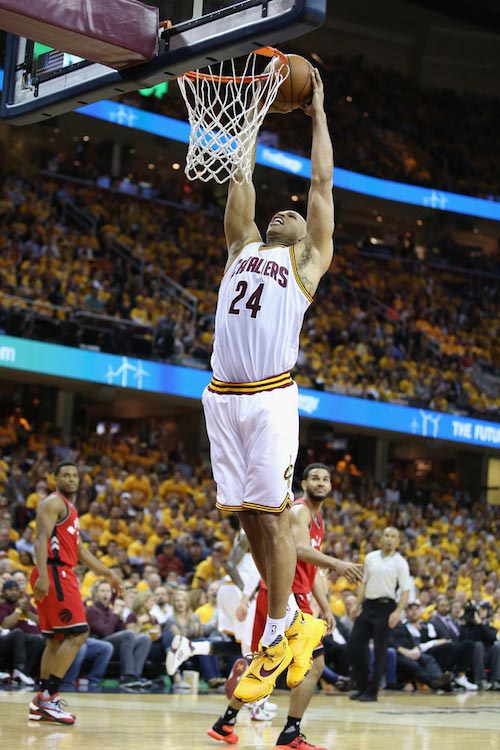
[1,689,499,750]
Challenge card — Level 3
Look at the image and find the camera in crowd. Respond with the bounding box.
[462,601,479,623]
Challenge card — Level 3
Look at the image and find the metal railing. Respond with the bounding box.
[0,293,169,361]
[60,198,97,235]
[113,238,198,323]
[42,169,199,325]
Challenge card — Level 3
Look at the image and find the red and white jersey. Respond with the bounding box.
[292,497,324,595]
[47,493,80,567]
[211,241,312,382]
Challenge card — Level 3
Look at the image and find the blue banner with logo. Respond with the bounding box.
[73,99,500,222]
[1,69,499,221]
[1,335,500,450]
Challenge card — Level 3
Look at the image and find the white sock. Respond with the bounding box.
[285,595,299,630]
[261,616,286,647]
[191,641,212,656]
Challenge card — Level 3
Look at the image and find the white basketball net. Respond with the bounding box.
[177,52,289,184]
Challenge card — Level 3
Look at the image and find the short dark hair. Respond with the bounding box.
[54,460,78,477]
[303,463,331,480]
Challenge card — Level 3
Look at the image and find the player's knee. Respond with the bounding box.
[68,629,89,650]
[257,510,287,538]
[312,652,325,677]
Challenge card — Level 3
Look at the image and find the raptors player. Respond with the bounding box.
[203,69,334,717]
[29,460,122,724]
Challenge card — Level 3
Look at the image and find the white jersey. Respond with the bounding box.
[211,241,312,382]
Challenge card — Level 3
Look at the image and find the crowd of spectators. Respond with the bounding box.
[124,54,500,200]
[0,416,499,692]
[1,169,500,418]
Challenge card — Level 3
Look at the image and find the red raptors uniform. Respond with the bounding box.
[251,498,325,651]
[30,493,88,639]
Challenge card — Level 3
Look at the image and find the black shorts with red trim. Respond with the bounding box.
[31,563,88,640]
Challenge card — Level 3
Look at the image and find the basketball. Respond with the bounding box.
[269,54,314,114]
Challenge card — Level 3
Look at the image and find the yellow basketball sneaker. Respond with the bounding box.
[233,636,293,704]
[286,612,327,689]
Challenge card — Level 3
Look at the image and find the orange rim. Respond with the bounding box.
[181,46,288,84]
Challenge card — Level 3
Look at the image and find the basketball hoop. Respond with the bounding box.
[177,47,289,184]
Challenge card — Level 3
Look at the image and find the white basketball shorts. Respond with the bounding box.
[202,382,298,512]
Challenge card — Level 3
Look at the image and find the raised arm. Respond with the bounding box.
[300,69,334,281]
[223,144,262,270]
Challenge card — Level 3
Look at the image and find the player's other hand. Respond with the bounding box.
[303,68,324,117]
[235,602,248,622]
[106,571,124,597]
[33,575,50,601]
[321,609,335,634]
[333,560,364,584]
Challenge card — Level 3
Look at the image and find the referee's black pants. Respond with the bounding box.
[348,598,396,694]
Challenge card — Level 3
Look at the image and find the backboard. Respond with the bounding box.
[1,0,327,125]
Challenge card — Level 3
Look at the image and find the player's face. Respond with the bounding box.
[303,469,332,502]
[266,210,306,245]
[56,466,80,496]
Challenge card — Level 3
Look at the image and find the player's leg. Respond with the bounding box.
[61,640,88,690]
[274,652,327,750]
[30,566,89,723]
[208,579,274,740]
[30,631,89,724]
[39,632,90,681]
[232,388,300,703]
[232,511,295,703]
[240,508,296,626]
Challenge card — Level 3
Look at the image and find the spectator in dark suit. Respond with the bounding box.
[426,594,478,690]
[459,600,500,690]
[390,603,453,691]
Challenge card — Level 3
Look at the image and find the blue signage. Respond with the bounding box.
[74,99,500,223]
[1,335,500,450]
[1,69,499,221]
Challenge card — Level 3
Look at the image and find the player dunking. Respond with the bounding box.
[202,68,335,719]
[209,464,363,748]
[29,460,122,724]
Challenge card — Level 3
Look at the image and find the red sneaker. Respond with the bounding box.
[274,734,327,750]
[207,725,239,744]
[29,692,76,724]
[225,657,248,700]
